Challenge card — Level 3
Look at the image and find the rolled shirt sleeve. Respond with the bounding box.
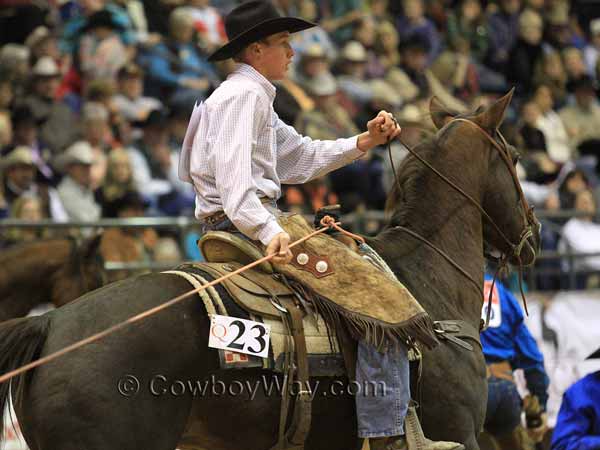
[273,113,364,185]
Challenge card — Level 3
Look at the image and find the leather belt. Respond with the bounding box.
[486,360,514,382]
[202,197,275,226]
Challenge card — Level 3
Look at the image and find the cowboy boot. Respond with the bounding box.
[369,436,408,450]
[404,406,466,450]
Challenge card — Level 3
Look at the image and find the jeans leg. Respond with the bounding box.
[485,377,522,435]
[355,340,410,438]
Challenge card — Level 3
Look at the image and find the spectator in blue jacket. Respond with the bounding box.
[141,7,219,107]
[481,273,550,447]
[486,0,521,73]
[551,348,600,450]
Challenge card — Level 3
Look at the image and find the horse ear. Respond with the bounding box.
[472,88,514,131]
[429,96,459,130]
[83,232,103,259]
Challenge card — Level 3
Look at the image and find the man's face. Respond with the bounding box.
[120,76,143,99]
[403,48,428,72]
[258,32,294,80]
[20,198,43,221]
[575,189,596,217]
[14,123,37,146]
[34,76,60,100]
[68,163,93,189]
[575,88,595,109]
[84,119,109,144]
[6,164,35,191]
[302,57,328,77]
[534,86,553,112]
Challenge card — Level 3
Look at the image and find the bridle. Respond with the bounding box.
[387,116,540,328]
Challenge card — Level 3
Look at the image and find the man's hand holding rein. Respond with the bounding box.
[357,110,402,152]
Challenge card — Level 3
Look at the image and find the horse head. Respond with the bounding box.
[51,233,107,306]
[430,91,540,267]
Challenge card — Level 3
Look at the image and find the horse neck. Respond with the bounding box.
[373,147,486,323]
[0,240,73,316]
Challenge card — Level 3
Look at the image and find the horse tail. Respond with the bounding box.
[0,315,50,443]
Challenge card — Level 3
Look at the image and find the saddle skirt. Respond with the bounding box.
[166,262,346,376]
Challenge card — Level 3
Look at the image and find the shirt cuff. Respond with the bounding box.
[345,135,366,160]
[257,219,285,246]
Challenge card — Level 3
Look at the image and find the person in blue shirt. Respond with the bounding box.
[551,348,600,450]
[140,7,220,108]
[481,273,550,448]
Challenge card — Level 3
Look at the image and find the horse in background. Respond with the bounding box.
[0,226,159,322]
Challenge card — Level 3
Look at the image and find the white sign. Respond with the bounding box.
[208,315,271,358]
[481,281,502,328]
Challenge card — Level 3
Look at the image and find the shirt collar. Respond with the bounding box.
[234,63,276,102]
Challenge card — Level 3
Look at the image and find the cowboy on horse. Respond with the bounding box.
[179,2,464,449]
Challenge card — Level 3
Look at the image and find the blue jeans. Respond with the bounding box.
[356,340,410,438]
[485,377,522,435]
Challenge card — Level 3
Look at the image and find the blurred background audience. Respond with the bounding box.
[0,0,599,291]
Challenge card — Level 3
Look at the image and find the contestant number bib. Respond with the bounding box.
[208,315,271,358]
[482,281,502,328]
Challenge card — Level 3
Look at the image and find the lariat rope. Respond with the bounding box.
[0,216,340,386]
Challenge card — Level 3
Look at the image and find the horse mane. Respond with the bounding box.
[384,137,439,227]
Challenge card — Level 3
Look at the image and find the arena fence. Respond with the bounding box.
[1,210,598,291]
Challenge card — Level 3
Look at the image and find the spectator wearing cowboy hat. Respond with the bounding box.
[336,41,376,106]
[9,105,56,184]
[78,9,129,81]
[18,56,79,155]
[179,2,461,449]
[551,347,600,449]
[559,75,600,155]
[55,141,101,223]
[24,26,62,70]
[0,145,67,221]
[112,63,162,123]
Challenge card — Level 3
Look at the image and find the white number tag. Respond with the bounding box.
[208,315,271,358]
[482,281,502,328]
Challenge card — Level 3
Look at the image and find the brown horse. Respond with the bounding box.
[0,235,106,322]
[0,92,539,450]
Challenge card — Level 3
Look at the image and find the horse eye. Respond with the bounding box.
[512,152,521,165]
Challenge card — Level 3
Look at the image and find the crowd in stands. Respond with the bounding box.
[1,0,600,287]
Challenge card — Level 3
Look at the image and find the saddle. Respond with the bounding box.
[198,231,274,274]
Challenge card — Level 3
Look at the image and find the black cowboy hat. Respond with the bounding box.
[103,191,149,218]
[83,10,125,33]
[132,108,169,128]
[398,34,431,53]
[567,75,598,93]
[208,0,315,62]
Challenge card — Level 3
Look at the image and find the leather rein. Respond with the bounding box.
[387,117,539,329]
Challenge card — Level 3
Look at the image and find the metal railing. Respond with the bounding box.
[1,210,598,290]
